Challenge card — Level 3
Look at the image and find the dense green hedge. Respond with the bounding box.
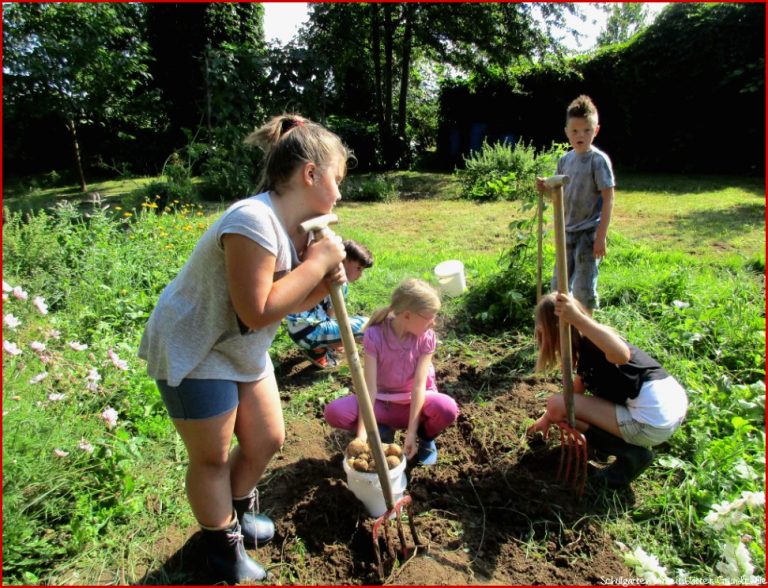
[438,3,765,175]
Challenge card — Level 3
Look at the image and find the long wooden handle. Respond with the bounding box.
[536,190,543,303]
[551,187,576,428]
[312,227,395,510]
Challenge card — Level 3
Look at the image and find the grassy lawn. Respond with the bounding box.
[2,169,764,584]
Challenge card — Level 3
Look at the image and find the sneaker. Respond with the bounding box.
[378,425,395,444]
[415,439,438,466]
[325,350,340,367]
[301,348,328,368]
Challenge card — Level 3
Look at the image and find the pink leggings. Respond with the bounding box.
[324,392,459,440]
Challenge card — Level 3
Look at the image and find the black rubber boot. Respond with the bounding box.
[201,513,267,583]
[233,490,275,549]
[585,426,655,488]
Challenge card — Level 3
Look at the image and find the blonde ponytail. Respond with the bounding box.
[364,278,441,332]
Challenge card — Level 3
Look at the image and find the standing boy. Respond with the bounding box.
[285,239,374,367]
[538,95,615,312]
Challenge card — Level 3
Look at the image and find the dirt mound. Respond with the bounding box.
[139,353,632,585]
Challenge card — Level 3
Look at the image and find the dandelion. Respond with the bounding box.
[78,439,95,453]
[123,212,133,218]
[108,349,128,370]
[30,341,46,353]
[48,393,65,401]
[12,286,28,301]
[69,341,88,351]
[4,314,21,329]
[3,341,22,356]
[53,448,69,457]
[2,280,12,292]
[716,541,755,580]
[30,372,48,384]
[32,296,48,315]
[101,406,118,429]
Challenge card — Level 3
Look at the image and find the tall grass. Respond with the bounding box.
[2,173,765,584]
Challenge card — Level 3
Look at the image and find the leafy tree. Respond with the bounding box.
[3,3,156,191]
[301,2,578,169]
[597,2,649,47]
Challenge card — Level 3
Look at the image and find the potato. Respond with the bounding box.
[352,458,370,472]
[357,453,370,464]
[347,438,368,458]
[386,455,401,469]
[385,443,402,458]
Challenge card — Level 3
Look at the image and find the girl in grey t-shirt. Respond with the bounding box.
[138,114,350,583]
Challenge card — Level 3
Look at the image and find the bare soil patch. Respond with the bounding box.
[138,349,633,585]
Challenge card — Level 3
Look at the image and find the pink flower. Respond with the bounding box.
[30,341,46,353]
[108,349,128,370]
[3,341,22,356]
[4,314,21,329]
[85,368,101,392]
[69,341,88,351]
[53,448,70,457]
[101,406,118,429]
[78,439,95,453]
[32,296,48,315]
[49,329,61,340]
[2,280,12,292]
[2,293,7,301]
[30,372,49,384]
[12,286,28,301]
[47,393,64,401]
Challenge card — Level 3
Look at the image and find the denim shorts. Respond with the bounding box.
[156,379,239,420]
[615,404,682,448]
[550,228,600,310]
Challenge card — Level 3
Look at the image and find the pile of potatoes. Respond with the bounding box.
[346,438,403,472]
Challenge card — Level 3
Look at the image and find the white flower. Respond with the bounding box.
[2,280,12,292]
[53,448,69,457]
[30,372,48,384]
[2,293,7,301]
[3,314,21,329]
[672,299,690,309]
[78,439,94,453]
[12,286,28,301]
[32,296,48,315]
[101,406,118,429]
[47,392,64,401]
[108,349,128,370]
[741,490,765,508]
[85,368,101,392]
[3,341,22,356]
[716,541,755,580]
[623,546,674,585]
[69,341,88,351]
[30,341,46,353]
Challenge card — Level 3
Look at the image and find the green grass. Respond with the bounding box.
[2,170,765,584]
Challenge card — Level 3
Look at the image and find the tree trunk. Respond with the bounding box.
[383,3,394,166]
[370,4,385,162]
[396,3,415,162]
[66,119,88,193]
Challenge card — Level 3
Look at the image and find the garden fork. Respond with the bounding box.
[299,214,422,579]
[543,175,588,497]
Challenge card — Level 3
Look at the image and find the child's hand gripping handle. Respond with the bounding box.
[298,214,396,511]
[542,175,576,428]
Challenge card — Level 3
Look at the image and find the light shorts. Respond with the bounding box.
[615,404,683,448]
[156,378,240,420]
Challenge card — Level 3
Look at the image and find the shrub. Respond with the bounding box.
[456,139,567,202]
[341,174,398,203]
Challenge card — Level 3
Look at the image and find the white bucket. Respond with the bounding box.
[434,259,467,297]
[343,456,407,517]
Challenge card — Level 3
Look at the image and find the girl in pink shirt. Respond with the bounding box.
[324,279,459,465]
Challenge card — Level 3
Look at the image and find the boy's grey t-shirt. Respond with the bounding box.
[556,146,615,232]
[138,192,299,387]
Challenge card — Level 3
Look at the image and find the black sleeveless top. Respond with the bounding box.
[577,337,669,405]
